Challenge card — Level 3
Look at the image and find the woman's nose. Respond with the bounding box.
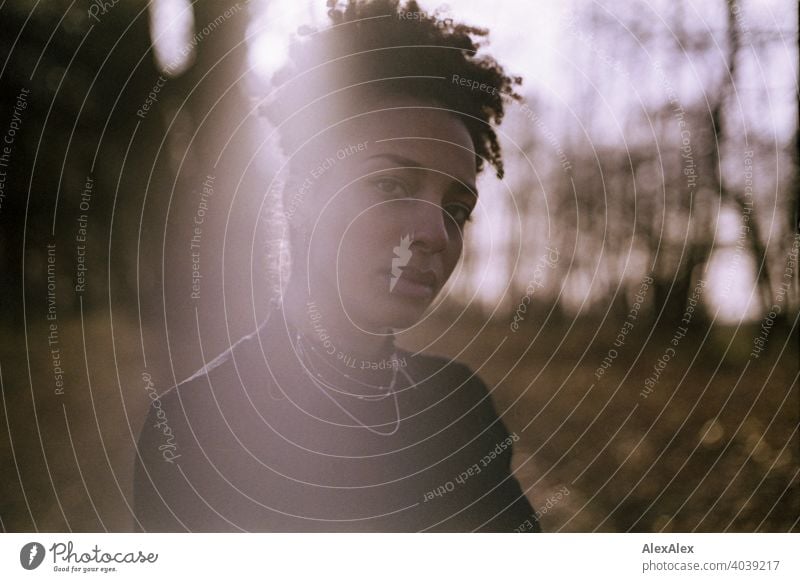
[409,199,448,254]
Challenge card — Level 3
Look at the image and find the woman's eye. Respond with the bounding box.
[372,177,408,197]
[445,203,473,226]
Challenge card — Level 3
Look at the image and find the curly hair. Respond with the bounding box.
[261,0,521,179]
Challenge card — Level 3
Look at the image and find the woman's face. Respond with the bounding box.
[295,95,477,333]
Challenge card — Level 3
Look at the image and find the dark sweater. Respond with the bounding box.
[132,310,540,532]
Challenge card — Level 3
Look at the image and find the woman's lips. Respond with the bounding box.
[389,266,437,299]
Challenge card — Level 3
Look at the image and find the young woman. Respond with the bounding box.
[133,0,540,532]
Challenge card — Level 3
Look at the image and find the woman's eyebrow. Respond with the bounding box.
[363,153,424,168]
[363,153,478,194]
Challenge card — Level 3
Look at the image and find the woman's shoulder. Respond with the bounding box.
[398,348,496,403]
[395,347,481,386]
[157,320,275,404]
[135,324,275,463]
[395,348,511,437]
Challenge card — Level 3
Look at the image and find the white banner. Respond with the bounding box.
[1,533,797,581]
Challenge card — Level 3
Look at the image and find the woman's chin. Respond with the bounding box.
[341,294,430,331]
[381,294,434,330]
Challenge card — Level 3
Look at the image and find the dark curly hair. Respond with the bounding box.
[261,0,521,179]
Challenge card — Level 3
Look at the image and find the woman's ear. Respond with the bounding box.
[280,176,310,256]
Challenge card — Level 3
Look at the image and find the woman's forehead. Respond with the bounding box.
[357,141,476,188]
[326,105,477,175]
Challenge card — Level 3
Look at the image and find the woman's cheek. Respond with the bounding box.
[332,188,411,265]
[337,218,386,272]
[442,239,463,280]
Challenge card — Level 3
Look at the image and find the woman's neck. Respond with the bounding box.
[282,278,395,362]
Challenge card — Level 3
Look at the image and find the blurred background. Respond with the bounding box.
[0,0,797,532]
